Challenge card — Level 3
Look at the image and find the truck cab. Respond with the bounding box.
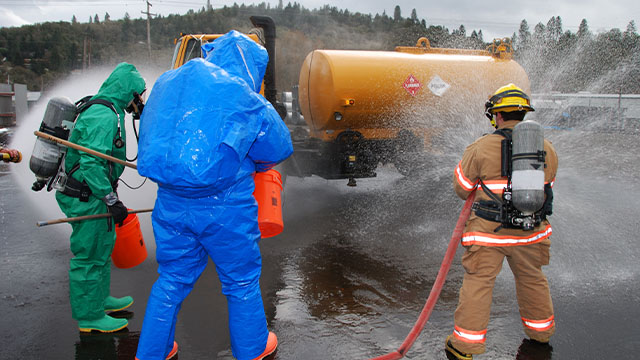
[170,16,281,113]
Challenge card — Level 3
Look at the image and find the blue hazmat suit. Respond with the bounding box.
[135,31,293,360]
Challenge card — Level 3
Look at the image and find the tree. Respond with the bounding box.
[452,24,466,37]
[577,18,590,39]
[71,15,77,24]
[121,13,131,42]
[49,46,62,71]
[517,19,531,49]
[104,12,110,22]
[623,20,639,55]
[394,5,401,22]
[94,14,100,24]
[545,16,562,42]
[625,20,637,36]
[533,22,545,41]
[410,8,418,24]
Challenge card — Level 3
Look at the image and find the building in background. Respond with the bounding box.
[531,92,640,132]
[0,83,41,128]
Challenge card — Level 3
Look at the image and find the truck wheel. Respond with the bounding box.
[394,152,421,176]
[394,130,423,176]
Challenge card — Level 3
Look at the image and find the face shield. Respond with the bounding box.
[126,89,147,119]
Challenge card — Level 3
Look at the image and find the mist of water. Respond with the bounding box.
[8,65,165,251]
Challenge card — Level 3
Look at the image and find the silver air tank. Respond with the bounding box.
[29,97,76,191]
[511,120,545,215]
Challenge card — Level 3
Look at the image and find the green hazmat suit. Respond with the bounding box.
[55,63,146,321]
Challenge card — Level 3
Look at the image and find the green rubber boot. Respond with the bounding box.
[104,296,134,312]
[78,314,128,333]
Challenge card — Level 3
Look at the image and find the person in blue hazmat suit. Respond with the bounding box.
[135,31,293,360]
[55,62,146,332]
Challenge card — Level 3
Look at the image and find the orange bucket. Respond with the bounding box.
[253,169,284,238]
[113,212,148,269]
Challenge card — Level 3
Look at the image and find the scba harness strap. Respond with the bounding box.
[54,99,121,201]
[59,163,119,202]
[76,97,124,149]
[472,128,553,232]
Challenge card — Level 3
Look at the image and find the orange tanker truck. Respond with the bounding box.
[171,16,530,186]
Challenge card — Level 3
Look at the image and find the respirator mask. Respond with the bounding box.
[126,89,146,120]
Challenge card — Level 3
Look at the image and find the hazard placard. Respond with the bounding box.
[428,75,451,97]
[403,74,422,97]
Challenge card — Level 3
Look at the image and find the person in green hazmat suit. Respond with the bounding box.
[55,62,146,333]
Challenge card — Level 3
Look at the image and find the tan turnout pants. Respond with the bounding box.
[449,239,556,354]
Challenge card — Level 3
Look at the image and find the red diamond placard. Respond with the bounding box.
[403,74,422,97]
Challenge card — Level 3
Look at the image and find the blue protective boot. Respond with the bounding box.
[104,295,134,312]
[78,314,128,333]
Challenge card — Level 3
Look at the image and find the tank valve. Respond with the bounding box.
[32,179,47,192]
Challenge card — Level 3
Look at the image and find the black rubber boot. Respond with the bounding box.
[515,338,553,360]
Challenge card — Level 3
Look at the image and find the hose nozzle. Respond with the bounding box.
[1,151,22,163]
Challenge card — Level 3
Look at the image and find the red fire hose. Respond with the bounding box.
[369,191,476,360]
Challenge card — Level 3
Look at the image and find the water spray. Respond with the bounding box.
[33,131,136,169]
[368,191,476,360]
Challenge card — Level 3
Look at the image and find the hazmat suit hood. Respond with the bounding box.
[203,30,268,93]
[62,62,146,200]
[137,31,292,198]
[94,62,146,111]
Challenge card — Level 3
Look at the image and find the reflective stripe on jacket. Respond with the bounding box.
[453,120,559,247]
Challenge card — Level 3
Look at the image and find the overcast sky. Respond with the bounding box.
[1,0,638,40]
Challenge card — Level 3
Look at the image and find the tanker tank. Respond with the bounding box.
[288,38,532,184]
[298,38,530,142]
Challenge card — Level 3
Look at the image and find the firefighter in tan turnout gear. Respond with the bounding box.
[445,84,558,360]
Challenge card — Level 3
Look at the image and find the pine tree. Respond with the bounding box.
[394,5,401,22]
[625,20,637,35]
[577,19,590,39]
[518,19,531,46]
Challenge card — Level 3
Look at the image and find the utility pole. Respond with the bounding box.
[83,36,92,71]
[83,36,87,71]
[141,0,156,59]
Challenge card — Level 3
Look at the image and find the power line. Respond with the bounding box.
[0,0,205,5]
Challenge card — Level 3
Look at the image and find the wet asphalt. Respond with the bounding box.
[2,127,640,360]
